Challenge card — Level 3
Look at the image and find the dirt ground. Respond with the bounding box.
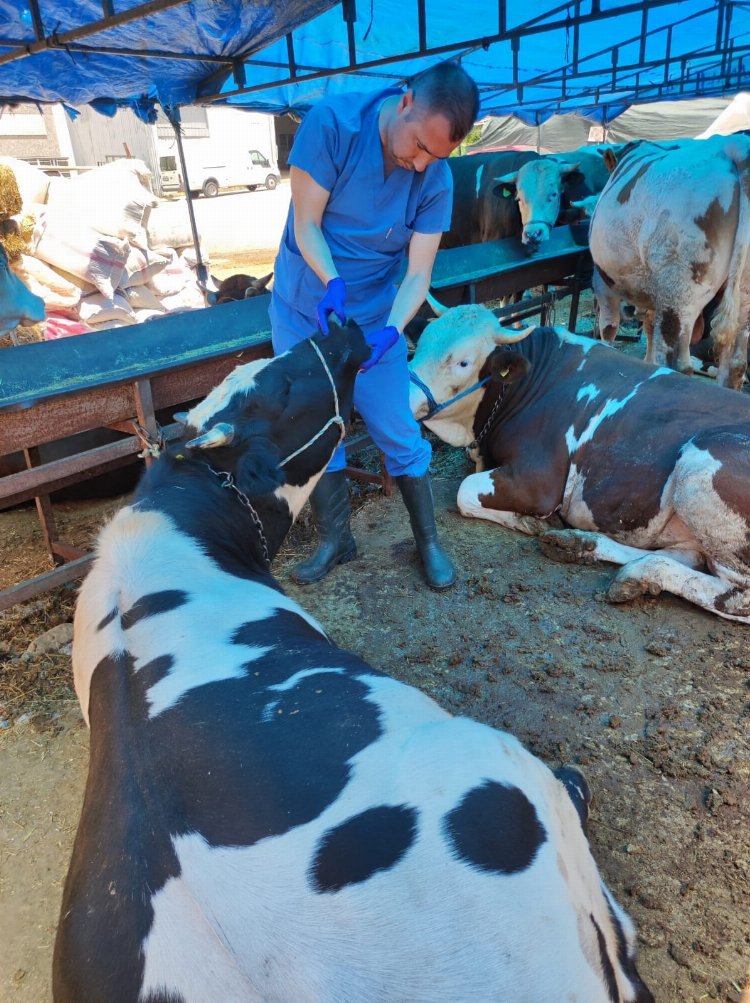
[1,299,749,1001]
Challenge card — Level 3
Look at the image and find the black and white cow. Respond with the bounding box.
[54,320,653,1002]
[410,304,750,624]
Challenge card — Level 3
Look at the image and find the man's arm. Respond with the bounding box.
[387,230,442,333]
[290,166,339,285]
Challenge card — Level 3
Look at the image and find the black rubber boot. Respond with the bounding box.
[292,471,357,585]
[396,473,456,591]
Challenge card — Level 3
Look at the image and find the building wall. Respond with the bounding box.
[66,105,159,176]
[0,103,68,163]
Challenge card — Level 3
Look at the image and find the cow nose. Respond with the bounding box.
[522,225,545,247]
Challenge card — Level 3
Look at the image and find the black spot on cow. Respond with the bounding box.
[138,654,175,692]
[606,900,655,1003]
[591,913,621,1002]
[659,307,680,349]
[96,608,118,631]
[616,162,650,204]
[53,652,183,1003]
[311,805,418,892]
[553,765,592,837]
[443,780,547,875]
[121,590,190,630]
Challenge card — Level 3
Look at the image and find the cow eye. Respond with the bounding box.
[458,359,470,368]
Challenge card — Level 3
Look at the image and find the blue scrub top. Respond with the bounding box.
[272,86,453,331]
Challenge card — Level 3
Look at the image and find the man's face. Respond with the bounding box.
[385,92,460,172]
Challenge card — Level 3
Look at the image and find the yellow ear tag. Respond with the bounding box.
[498,367,510,378]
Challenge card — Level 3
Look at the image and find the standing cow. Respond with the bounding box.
[493,145,613,248]
[54,318,652,1003]
[443,150,540,248]
[589,135,750,389]
[409,303,750,623]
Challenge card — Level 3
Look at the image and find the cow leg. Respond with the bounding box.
[591,268,620,344]
[651,307,694,373]
[539,528,704,571]
[714,321,749,389]
[641,311,655,363]
[608,554,750,623]
[457,472,554,536]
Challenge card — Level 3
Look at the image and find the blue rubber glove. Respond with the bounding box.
[317,277,347,335]
[360,325,400,372]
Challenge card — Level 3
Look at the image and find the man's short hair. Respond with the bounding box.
[409,62,480,143]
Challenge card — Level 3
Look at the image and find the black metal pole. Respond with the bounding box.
[167,107,210,298]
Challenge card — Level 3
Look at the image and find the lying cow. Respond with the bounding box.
[54,318,652,1002]
[1,241,45,341]
[409,303,750,624]
[589,135,750,389]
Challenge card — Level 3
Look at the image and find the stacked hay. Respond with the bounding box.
[2,156,212,342]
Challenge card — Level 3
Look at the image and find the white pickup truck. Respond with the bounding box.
[159,148,281,198]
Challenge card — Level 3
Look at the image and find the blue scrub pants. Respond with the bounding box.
[269,294,431,477]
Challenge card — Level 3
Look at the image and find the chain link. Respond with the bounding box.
[202,463,271,569]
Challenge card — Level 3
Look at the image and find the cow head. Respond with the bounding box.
[0,242,45,337]
[409,302,532,447]
[494,158,580,248]
[178,318,369,527]
[214,271,273,305]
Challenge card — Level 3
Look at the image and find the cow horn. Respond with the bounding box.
[185,422,235,450]
[426,291,448,316]
[493,324,535,344]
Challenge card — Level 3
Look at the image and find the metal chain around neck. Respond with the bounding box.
[468,383,507,451]
[201,462,271,569]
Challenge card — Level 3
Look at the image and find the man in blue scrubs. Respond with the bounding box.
[270,61,479,590]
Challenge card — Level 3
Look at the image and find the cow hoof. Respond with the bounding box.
[607,572,662,603]
[539,530,597,565]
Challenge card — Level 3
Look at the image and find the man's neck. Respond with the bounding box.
[378,94,401,177]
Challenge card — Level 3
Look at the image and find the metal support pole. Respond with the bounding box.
[167,106,210,300]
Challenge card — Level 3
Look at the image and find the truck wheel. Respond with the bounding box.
[202,178,220,198]
[265,175,278,191]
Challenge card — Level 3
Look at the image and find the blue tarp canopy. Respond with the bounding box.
[0,0,748,122]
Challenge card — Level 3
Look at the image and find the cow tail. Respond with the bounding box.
[710,137,750,353]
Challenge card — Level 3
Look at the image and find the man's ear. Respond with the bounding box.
[235,437,284,497]
[488,347,531,384]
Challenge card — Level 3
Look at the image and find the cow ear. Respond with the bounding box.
[488,348,530,384]
[551,159,580,175]
[234,438,284,497]
[493,171,518,199]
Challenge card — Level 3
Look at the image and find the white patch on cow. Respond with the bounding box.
[475,162,484,197]
[576,383,600,405]
[139,675,633,1002]
[276,462,337,520]
[268,667,344,692]
[186,357,277,432]
[457,472,553,534]
[564,383,643,454]
[73,506,326,724]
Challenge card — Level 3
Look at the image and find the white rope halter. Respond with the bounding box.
[279,339,346,467]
